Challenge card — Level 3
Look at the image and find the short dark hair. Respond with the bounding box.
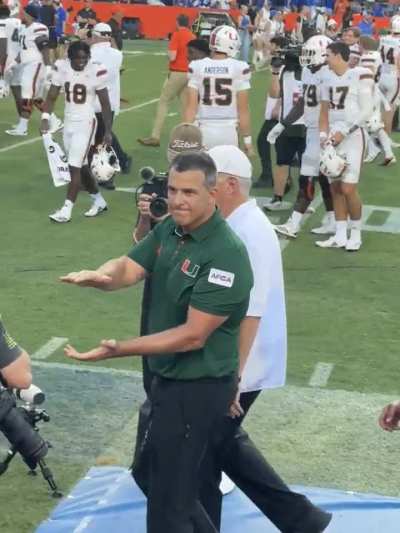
[188,38,210,56]
[270,36,288,49]
[0,5,10,18]
[68,40,91,61]
[169,151,217,189]
[177,14,189,27]
[345,27,361,38]
[327,41,350,61]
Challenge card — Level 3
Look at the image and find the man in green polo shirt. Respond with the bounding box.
[60,151,253,533]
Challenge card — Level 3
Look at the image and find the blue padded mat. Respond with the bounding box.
[36,467,400,533]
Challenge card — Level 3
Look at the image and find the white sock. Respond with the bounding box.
[18,117,29,130]
[90,192,105,205]
[290,210,303,231]
[335,220,348,242]
[377,129,394,159]
[63,199,74,215]
[349,219,362,241]
[326,211,335,223]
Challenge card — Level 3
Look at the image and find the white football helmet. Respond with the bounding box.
[320,143,346,180]
[300,35,332,68]
[91,144,121,183]
[391,15,400,34]
[209,25,240,58]
[0,78,10,99]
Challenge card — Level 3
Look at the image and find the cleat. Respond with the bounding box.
[121,155,132,175]
[137,137,160,147]
[49,208,71,223]
[315,236,347,248]
[311,214,335,235]
[306,206,315,214]
[5,127,28,136]
[274,222,298,239]
[263,199,290,212]
[380,156,396,166]
[84,203,108,217]
[346,237,362,252]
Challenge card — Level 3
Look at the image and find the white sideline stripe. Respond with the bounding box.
[32,360,142,379]
[168,112,178,117]
[309,363,334,388]
[0,98,160,154]
[31,337,68,360]
[116,187,137,193]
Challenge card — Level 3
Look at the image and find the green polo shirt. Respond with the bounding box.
[127,210,253,380]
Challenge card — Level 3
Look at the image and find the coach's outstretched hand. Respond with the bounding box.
[60,271,112,288]
[64,340,119,362]
[379,401,400,431]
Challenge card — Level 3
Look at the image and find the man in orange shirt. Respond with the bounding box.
[138,14,195,147]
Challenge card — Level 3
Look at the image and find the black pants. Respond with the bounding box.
[131,374,236,533]
[257,119,277,181]
[195,391,330,533]
[94,112,129,170]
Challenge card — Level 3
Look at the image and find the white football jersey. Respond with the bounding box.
[19,22,48,64]
[280,70,304,125]
[5,18,21,64]
[188,57,251,122]
[51,59,108,122]
[379,35,400,74]
[360,50,381,75]
[301,64,329,128]
[321,66,374,129]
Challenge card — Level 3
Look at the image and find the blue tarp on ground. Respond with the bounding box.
[36,467,400,533]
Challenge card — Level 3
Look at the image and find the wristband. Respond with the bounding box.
[319,131,328,142]
[243,135,252,145]
[41,112,50,120]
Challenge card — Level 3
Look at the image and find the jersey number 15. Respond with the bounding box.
[202,77,233,106]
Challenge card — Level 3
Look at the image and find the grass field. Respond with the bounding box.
[1,39,400,532]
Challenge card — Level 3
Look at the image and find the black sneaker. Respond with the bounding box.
[121,156,132,175]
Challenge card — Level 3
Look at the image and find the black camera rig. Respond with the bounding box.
[0,385,62,498]
[136,166,168,219]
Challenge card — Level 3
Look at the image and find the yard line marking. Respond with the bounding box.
[0,98,160,154]
[309,362,334,388]
[168,112,178,117]
[32,337,68,360]
[32,360,142,379]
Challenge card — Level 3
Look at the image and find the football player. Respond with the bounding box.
[360,36,396,166]
[378,16,400,135]
[184,25,253,155]
[5,4,61,136]
[267,34,335,238]
[317,41,374,251]
[41,40,113,223]
[0,4,23,119]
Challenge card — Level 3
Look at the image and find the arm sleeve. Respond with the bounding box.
[0,318,22,370]
[190,249,253,317]
[127,223,163,273]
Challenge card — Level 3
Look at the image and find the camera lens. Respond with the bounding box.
[149,197,168,218]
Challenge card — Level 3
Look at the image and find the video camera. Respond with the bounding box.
[136,167,168,219]
[0,384,61,498]
[271,45,302,72]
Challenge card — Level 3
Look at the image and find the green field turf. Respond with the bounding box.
[1,39,400,532]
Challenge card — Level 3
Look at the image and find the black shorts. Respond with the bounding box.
[275,134,306,166]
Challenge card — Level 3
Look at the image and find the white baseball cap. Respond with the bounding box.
[93,23,112,36]
[208,145,252,180]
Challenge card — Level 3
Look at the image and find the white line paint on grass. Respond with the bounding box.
[0,98,159,154]
[32,337,68,360]
[309,362,334,388]
[116,187,137,193]
[32,360,142,379]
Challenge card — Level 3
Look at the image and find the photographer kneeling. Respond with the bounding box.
[0,317,32,390]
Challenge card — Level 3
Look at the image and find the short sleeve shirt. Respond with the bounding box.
[0,317,22,370]
[127,211,253,380]
[169,27,196,72]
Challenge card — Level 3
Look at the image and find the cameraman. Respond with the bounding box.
[254,36,287,188]
[0,317,32,390]
[264,45,306,211]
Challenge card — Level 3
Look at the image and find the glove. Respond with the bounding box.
[267,123,285,144]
